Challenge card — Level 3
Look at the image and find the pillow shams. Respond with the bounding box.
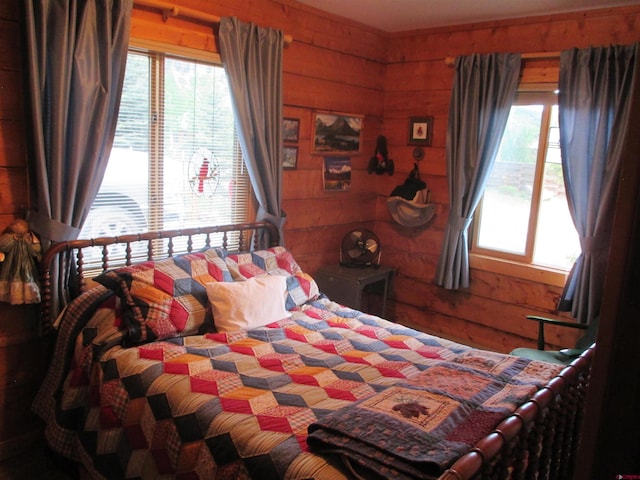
[205,275,290,332]
[224,247,319,308]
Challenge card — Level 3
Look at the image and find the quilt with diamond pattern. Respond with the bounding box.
[33,250,562,480]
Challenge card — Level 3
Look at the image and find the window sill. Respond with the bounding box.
[469,253,569,287]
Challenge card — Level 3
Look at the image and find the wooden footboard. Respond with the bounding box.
[39,221,279,333]
[438,344,594,480]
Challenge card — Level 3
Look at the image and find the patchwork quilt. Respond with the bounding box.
[307,351,561,479]
[33,247,562,480]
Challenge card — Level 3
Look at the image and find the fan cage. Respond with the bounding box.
[340,229,381,268]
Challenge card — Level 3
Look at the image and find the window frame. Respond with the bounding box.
[80,38,252,265]
[469,85,570,287]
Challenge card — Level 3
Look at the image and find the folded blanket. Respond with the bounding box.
[307,351,562,480]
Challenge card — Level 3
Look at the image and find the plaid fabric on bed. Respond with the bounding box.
[94,248,232,345]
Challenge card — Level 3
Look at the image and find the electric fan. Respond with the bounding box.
[340,229,381,268]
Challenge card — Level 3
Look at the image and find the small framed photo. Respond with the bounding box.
[408,116,433,146]
[283,117,299,143]
[323,156,351,191]
[283,146,298,169]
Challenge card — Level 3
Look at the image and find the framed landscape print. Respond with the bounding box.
[283,118,299,143]
[312,111,363,154]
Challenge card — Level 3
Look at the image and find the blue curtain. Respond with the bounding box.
[23,0,132,242]
[435,53,521,289]
[22,0,132,320]
[218,17,286,244]
[557,43,639,326]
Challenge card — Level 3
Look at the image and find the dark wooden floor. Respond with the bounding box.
[0,447,76,479]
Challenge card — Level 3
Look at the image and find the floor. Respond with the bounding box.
[0,447,76,479]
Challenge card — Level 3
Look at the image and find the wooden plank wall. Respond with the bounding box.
[379,6,640,352]
[0,0,53,460]
[0,0,27,231]
[1,0,640,458]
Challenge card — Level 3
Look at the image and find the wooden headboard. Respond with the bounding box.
[39,221,279,333]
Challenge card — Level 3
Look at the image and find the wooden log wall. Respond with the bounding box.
[0,0,53,460]
[0,0,27,231]
[1,0,639,458]
[379,6,640,352]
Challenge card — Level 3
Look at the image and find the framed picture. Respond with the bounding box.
[283,146,298,170]
[323,156,351,191]
[283,117,299,143]
[408,116,433,146]
[312,111,363,155]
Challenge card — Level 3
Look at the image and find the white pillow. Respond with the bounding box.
[205,275,291,332]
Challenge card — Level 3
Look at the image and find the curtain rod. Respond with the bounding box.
[444,51,560,66]
[134,0,293,46]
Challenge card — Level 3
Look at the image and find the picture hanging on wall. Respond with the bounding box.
[283,146,298,169]
[408,116,433,146]
[323,156,351,191]
[312,111,363,154]
[283,118,299,143]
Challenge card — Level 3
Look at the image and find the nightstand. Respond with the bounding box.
[314,265,394,317]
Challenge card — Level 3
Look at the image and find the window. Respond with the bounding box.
[81,47,250,256]
[472,91,580,274]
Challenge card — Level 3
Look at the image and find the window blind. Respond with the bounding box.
[81,47,250,261]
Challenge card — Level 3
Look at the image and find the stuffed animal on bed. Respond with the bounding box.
[0,219,42,304]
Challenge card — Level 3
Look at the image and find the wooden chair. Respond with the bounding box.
[510,315,591,364]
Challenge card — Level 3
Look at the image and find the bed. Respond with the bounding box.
[33,221,594,480]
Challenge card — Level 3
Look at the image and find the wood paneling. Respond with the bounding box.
[0,19,21,69]
[285,42,386,91]
[2,0,640,462]
[0,0,67,459]
[0,71,24,120]
[0,305,47,461]
[0,1,18,20]
[0,2,26,233]
[0,120,27,169]
[130,10,218,53]
[0,168,28,217]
